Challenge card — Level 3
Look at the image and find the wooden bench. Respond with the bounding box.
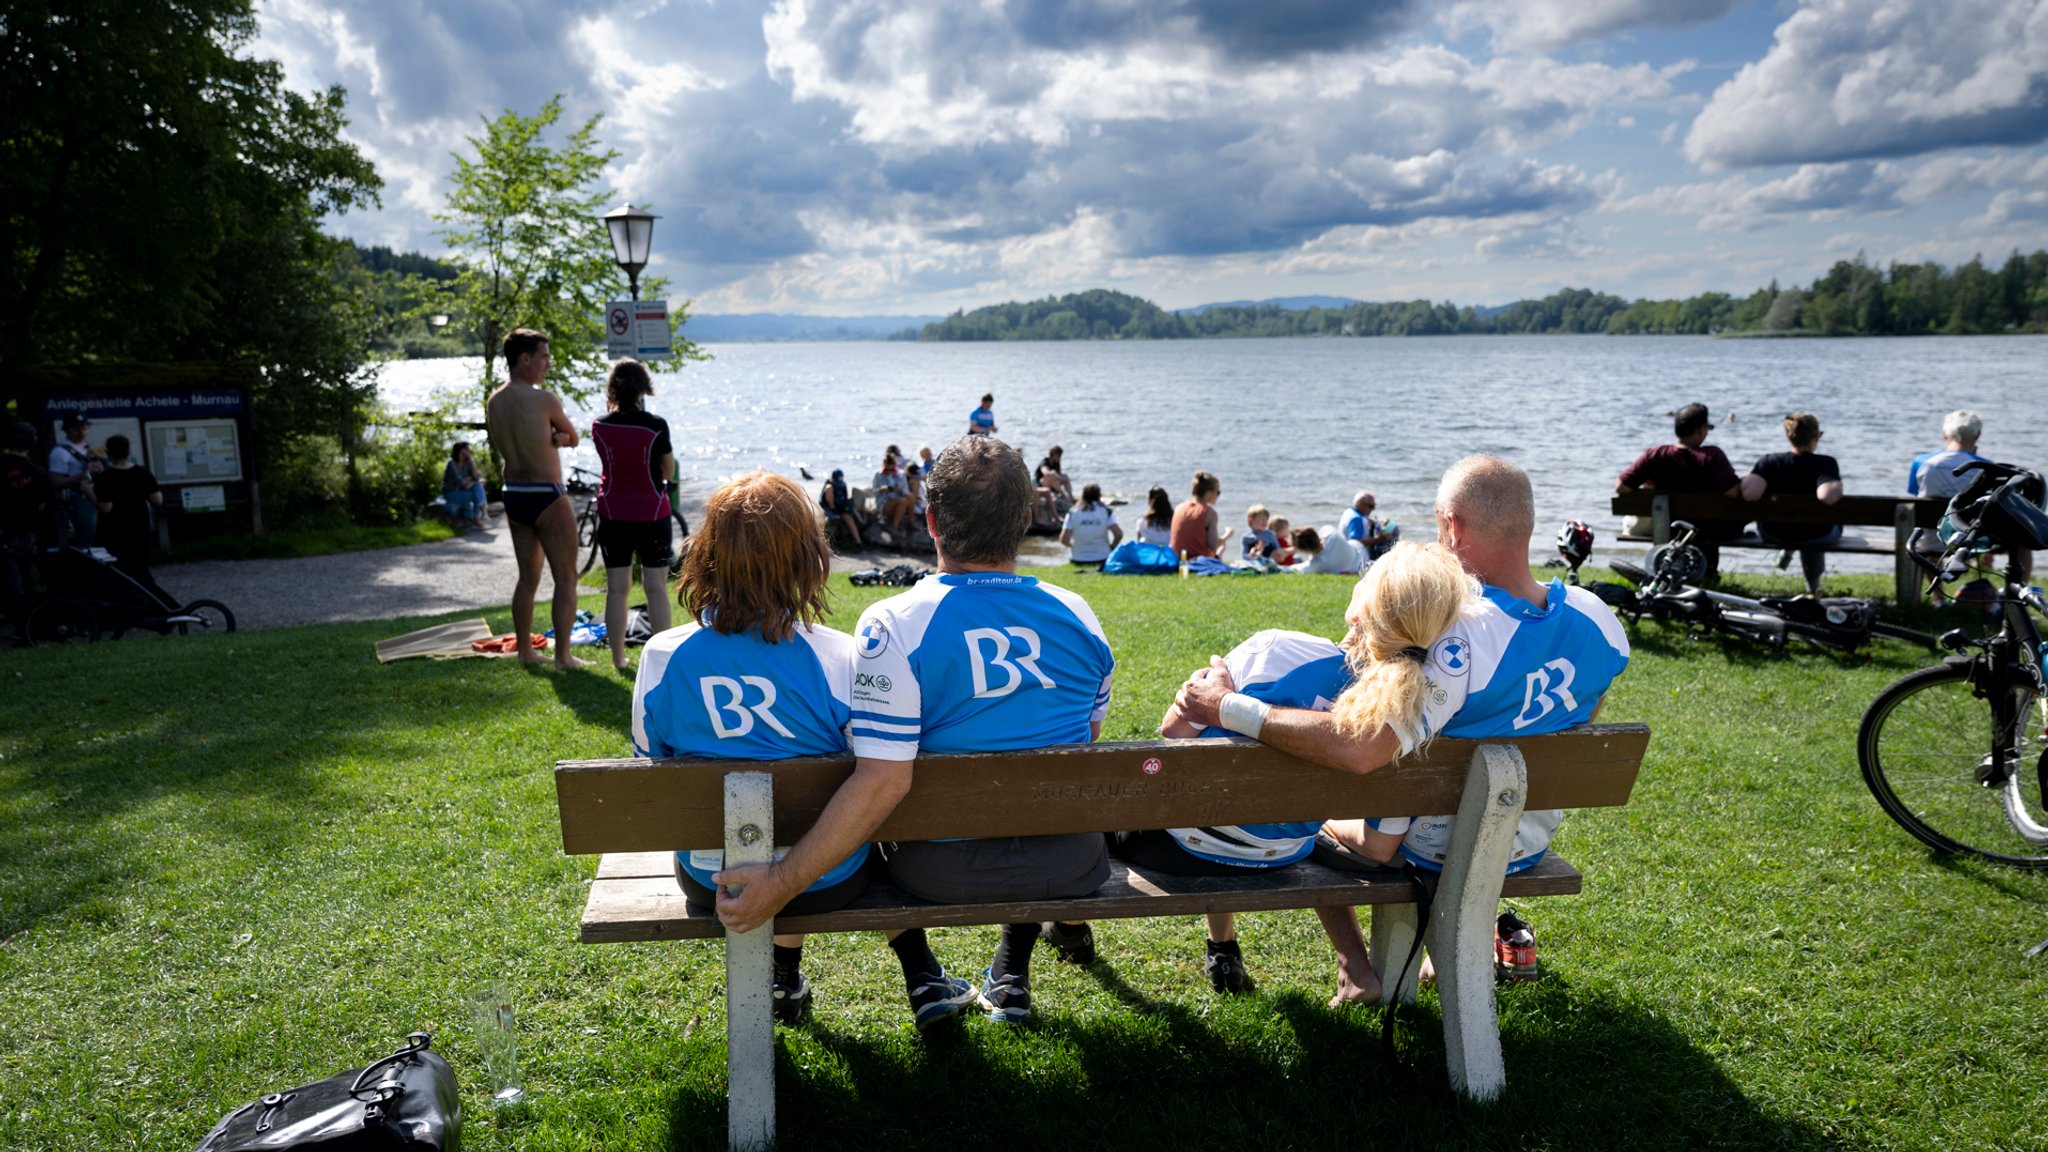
[556,724,1649,1150]
[1611,491,1945,604]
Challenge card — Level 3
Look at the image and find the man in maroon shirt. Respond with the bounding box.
[1616,402,1742,579]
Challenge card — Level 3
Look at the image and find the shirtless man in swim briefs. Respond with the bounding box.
[484,328,590,669]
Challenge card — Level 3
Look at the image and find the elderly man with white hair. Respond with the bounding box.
[1908,409,2032,581]
[1907,410,1988,501]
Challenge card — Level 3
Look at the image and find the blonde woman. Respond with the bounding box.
[1148,542,1473,994]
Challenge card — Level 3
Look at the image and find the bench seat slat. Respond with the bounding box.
[579,854,1584,943]
[1611,530,1893,553]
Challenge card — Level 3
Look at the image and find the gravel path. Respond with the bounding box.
[152,510,939,632]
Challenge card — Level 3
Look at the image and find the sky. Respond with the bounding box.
[253,0,2048,315]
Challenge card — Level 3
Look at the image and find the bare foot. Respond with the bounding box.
[555,653,593,670]
[1329,970,1382,1008]
[516,649,549,666]
[613,661,632,674]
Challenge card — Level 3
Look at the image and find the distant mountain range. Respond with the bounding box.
[687,312,937,342]
[1173,295,1362,314]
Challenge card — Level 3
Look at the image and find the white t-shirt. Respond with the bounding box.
[1062,503,1118,562]
[1134,521,1172,546]
[48,441,91,481]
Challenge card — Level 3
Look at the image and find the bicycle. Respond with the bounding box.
[1857,460,2048,867]
[1592,520,1935,653]
[567,465,691,577]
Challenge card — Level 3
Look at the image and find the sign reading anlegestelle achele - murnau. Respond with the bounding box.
[39,389,247,421]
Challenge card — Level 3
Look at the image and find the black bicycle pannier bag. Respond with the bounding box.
[1770,596,1877,646]
[194,1032,461,1151]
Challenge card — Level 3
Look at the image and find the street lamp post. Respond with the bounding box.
[602,203,658,302]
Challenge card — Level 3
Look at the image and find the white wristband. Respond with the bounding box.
[1218,692,1270,739]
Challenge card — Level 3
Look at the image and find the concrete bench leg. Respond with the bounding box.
[1894,503,1921,606]
[1369,903,1423,1005]
[1430,743,1527,1103]
[724,772,775,1151]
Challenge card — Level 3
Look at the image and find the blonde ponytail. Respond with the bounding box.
[1329,543,1477,757]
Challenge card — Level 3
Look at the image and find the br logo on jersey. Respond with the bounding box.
[699,675,797,739]
[965,626,1058,699]
[1513,658,1581,730]
[856,619,890,657]
[1434,636,1471,677]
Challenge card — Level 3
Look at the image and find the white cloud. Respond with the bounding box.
[1686,0,2048,169]
[1448,0,1742,51]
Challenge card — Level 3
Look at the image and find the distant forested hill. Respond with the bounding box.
[919,251,2048,340]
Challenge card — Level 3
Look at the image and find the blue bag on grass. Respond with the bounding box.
[1102,539,1180,574]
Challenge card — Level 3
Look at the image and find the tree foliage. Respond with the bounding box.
[0,0,383,443]
[434,96,701,405]
[920,251,2048,342]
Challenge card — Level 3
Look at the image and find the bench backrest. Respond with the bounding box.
[555,724,1649,854]
[1611,491,1945,528]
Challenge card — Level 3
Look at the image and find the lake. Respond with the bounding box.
[378,335,2048,571]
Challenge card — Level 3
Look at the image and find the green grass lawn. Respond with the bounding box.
[2,567,2045,1151]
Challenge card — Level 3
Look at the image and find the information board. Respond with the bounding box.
[605,299,672,359]
[146,419,243,483]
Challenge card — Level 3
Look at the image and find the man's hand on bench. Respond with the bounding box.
[712,861,795,936]
[1174,657,1235,729]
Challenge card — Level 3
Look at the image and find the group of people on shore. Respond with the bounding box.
[1075,472,1397,575]
[631,438,1628,1025]
[1616,403,2033,593]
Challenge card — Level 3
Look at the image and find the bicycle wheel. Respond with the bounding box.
[25,597,101,646]
[1858,663,2048,867]
[174,599,236,636]
[578,508,601,575]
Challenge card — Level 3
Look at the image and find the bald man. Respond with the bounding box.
[1178,455,1630,1004]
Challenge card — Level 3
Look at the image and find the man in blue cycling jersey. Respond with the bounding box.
[715,435,1115,1024]
[1179,455,1629,1004]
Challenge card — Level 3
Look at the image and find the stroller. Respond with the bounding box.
[9,545,236,646]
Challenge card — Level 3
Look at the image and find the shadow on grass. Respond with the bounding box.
[0,632,594,939]
[535,657,636,736]
[658,982,1843,1152]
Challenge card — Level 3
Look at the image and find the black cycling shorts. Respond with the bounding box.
[597,516,674,570]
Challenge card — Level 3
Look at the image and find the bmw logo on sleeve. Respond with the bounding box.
[857,620,891,657]
[1434,636,1470,676]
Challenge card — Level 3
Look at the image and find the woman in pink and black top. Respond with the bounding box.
[590,358,677,672]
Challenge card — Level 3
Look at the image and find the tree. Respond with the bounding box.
[0,0,382,425]
[435,96,700,405]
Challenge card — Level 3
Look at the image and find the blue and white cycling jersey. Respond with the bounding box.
[632,621,869,891]
[1370,579,1631,873]
[1340,506,1369,543]
[1907,448,1987,500]
[848,572,1113,761]
[1182,629,1353,868]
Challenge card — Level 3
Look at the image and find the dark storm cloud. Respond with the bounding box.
[1006,0,1427,60]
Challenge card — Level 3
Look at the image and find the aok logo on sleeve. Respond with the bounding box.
[965,627,1058,699]
[700,675,797,739]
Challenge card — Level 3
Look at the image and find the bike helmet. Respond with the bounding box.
[1555,519,1594,570]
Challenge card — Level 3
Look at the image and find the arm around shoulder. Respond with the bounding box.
[712,755,913,934]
